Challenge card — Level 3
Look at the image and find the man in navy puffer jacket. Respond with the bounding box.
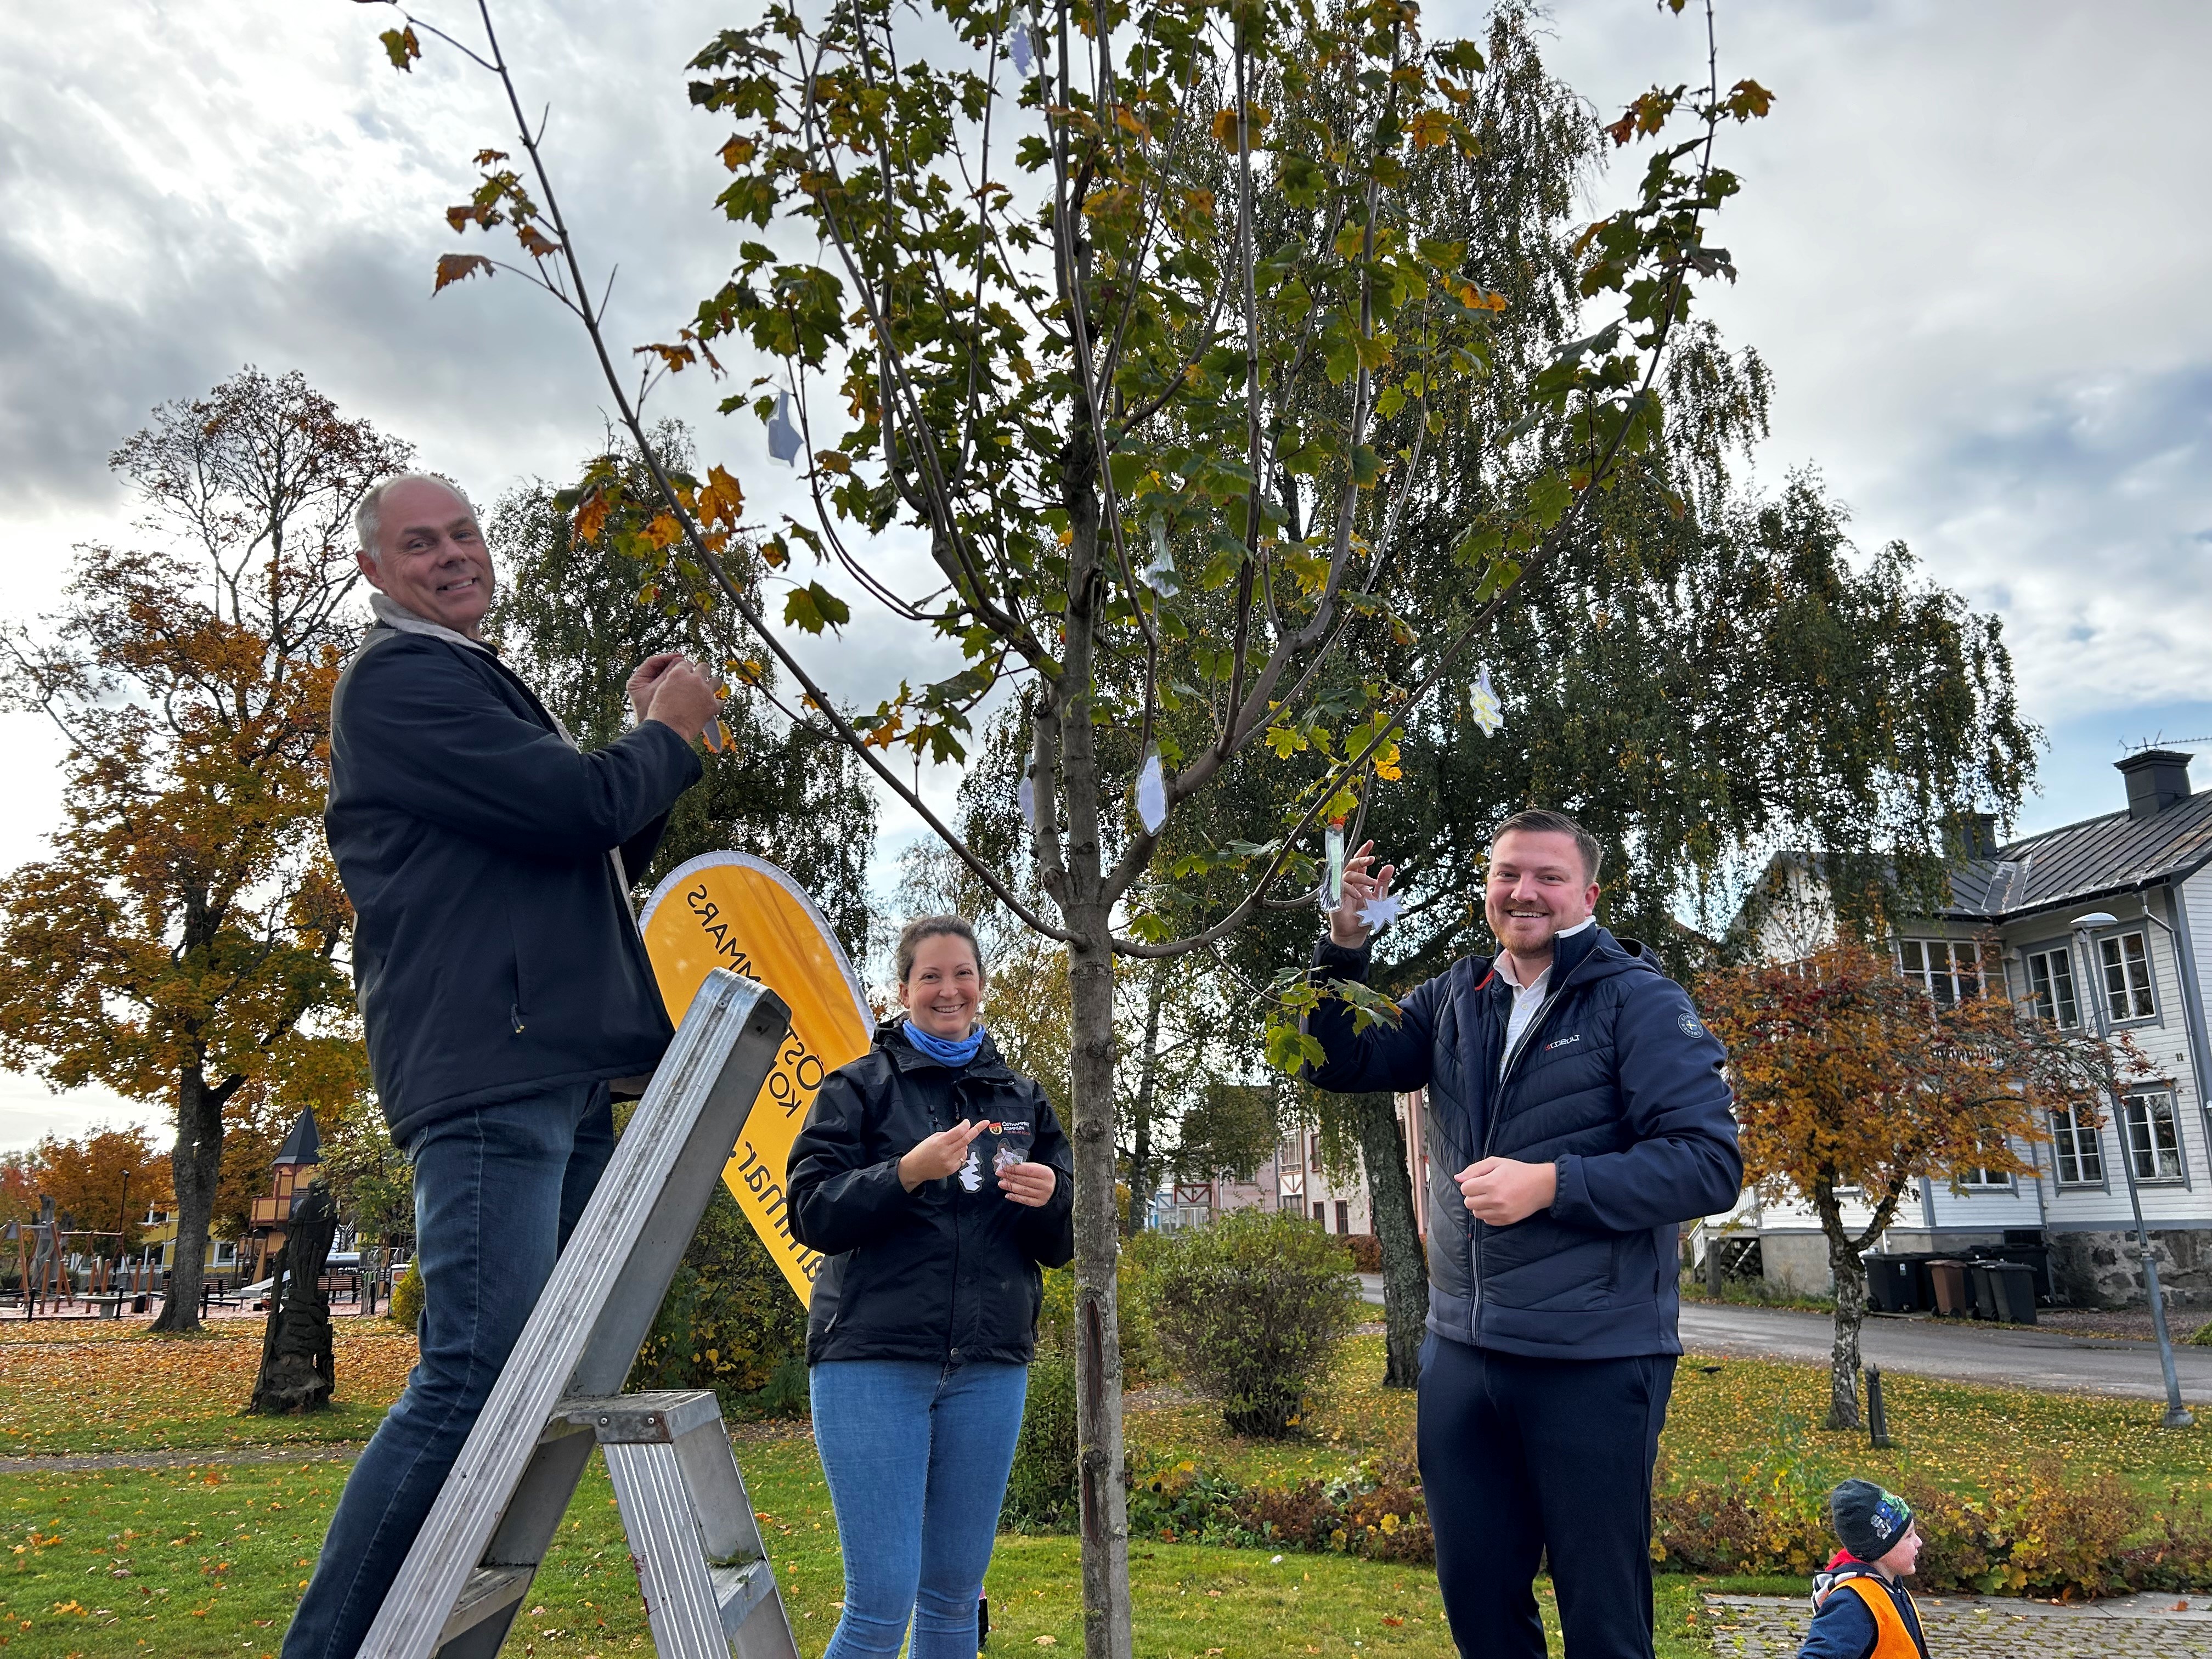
[1305,809,1741,1659]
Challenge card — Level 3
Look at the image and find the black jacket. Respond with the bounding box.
[1307,923,1741,1361]
[326,627,702,1146]
[787,1024,1076,1366]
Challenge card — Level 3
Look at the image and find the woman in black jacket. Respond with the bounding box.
[787,915,1075,1659]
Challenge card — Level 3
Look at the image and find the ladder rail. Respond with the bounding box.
[355,969,792,1659]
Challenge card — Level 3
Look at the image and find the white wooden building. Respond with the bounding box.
[1731,749,2212,1308]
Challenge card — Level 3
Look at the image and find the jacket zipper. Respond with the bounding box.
[1469,960,1585,1330]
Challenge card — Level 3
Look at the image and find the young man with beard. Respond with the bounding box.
[1304,809,1742,1659]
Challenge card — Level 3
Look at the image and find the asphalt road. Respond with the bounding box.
[1354,1275,2212,1403]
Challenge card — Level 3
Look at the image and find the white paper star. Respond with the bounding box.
[1470,664,1504,737]
[1358,892,1402,933]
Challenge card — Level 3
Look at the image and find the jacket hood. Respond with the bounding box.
[874,1018,1015,1082]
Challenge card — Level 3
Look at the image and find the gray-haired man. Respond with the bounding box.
[284,473,720,1658]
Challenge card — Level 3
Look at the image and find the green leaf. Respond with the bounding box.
[380,26,421,72]
[782,581,851,635]
[1264,1020,1325,1076]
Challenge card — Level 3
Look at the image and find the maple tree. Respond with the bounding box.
[0,368,399,1331]
[365,0,1768,1642]
[1699,936,2117,1430]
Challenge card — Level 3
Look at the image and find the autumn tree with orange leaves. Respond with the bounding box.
[1700,936,2117,1430]
[0,369,407,1331]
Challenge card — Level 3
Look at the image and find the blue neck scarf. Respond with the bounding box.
[902,1019,985,1068]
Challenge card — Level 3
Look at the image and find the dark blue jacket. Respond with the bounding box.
[1306,923,1741,1360]
[788,1024,1075,1365]
[326,627,702,1146]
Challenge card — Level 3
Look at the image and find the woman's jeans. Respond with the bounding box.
[281,1081,615,1659]
[811,1357,1029,1659]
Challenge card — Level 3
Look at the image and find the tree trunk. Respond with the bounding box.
[1350,1089,1426,1388]
[151,1069,224,1334]
[1822,1220,1865,1431]
[1121,958,1169,1237]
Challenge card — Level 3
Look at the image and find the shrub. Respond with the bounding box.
[390,1259,424,1332]
[1147,1207,1361,1437]
[1001,1349,1079,1529]
[1342,1233,1384,1273]
[628,1178,808,1398]
[1037,1240,1167,1390]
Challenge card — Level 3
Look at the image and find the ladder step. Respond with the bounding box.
[437,1565,532,1644]
[555,1389,723,1444]
[709,1557,780,1637]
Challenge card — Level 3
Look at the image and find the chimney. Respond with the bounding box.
[1946,811,1999,859]
[2115,749,2193,820]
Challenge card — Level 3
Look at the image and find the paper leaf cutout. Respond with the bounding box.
[1470,664,1504,737]
[1137,750,1167,833]
[767,390,802,466]
[1358,891,1402,933]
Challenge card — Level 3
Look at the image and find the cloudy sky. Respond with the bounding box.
[3,1,2208,1148]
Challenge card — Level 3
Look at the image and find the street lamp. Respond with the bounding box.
[2072,910,2196,1428]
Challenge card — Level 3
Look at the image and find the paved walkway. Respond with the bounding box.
[1707,1592,2212,1658]
[0,1442,364,1475]
[1353,1278,2212,1403]
[1677,1302,2212,1404]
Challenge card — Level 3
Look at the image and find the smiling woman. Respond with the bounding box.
[784,915,1076,1659]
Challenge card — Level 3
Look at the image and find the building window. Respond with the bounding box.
[1898,939,1983,1006]
[1278,1193,1304,1212]
[2121,1090,2185,1183]
[2098,932,2156,1022]
[1312,1201,1327,1225]
[2024,946,2080,1029]
[1277,1136,1304,1171]
[2050,1103,2103,1186]
[1954,1165,2011,1190]
[1335,1199,1351,1234]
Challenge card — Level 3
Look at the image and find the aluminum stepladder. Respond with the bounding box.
[357,968,802,1659]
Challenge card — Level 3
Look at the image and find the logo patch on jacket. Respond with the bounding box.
[1679,1012,1705,1037]
[1543,1034,1581,1052]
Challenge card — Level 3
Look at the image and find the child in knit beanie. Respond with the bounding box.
[1794,1479,1930,1659]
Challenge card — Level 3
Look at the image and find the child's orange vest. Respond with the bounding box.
[1832,1575,1928,1659]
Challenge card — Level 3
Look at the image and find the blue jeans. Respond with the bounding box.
[282,1081,614,1659]
[811,1358,1029,1659]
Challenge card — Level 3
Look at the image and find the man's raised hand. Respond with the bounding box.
[625,652,684,725]
[642,656,723,742]
[1328,840,1398,949]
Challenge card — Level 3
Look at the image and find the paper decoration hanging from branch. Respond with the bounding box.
[1323,820,1346,910]
[1136,748,1167,834]
[1358,891,1402,934]
[1470,665,1504,737]
[1017,766,1037,830]
[766,391,802,466]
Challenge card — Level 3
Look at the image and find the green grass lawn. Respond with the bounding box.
[1,1435,1728,1658]
[6,1318,2204,1655]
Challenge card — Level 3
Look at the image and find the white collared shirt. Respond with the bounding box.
[1497,917,1595,1077]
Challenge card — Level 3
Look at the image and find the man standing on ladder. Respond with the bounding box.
[284,472,722,1659]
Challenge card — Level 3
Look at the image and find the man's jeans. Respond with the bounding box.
[810,1358,1028,1659]
[281,1081,614,1659]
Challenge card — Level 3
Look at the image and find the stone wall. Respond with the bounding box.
[2047,1227,2212,1310]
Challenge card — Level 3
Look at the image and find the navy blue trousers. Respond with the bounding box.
[1418,1333,1676,1659]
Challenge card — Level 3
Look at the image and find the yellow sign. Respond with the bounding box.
[640,853,875,1304]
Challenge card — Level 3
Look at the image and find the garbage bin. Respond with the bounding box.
[1984,1260,2038,1324]
[1967,1261,2000,1321]
[1926,1259,1972,1317]
[1863,1255,1925,1313]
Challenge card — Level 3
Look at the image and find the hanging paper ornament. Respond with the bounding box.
[1470,664,1504,737]
[1141,515,1180,596]
[1323,820,1347,910]
[1017,769,1037,830]
[1009,20,1034,74]
[1136,748,1168,834]
[1358,890,1402,934]
[767,390,802,466]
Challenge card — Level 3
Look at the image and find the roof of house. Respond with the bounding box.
[1942,788,2212,924]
